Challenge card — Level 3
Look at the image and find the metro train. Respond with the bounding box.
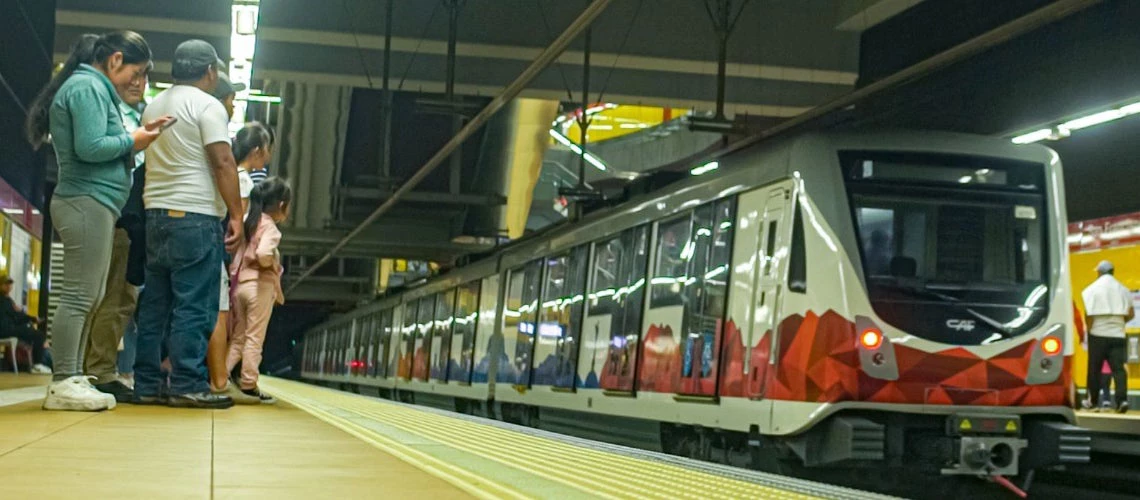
[301,130,1089,486]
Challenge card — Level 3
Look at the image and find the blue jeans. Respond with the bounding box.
[134,210,222,396]
[118,317,137,374]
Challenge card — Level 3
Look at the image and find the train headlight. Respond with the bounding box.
[855,316,898,381]
[860,329,883,350]
[1041,336,1061,356]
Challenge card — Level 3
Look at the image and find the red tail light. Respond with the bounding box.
[1041,336,1061,355]
[860,329,883,350]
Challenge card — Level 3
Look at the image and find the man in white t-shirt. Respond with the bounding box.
[135,40,244,410]
[1081,260,1133,413]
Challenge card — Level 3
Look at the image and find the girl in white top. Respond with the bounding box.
[208,124,273,401]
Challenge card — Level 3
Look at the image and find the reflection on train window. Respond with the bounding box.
[763,220,779,277]
[854,200,1043,284]
[516,261,544,386]
[857,207,895,276]
[431,290,456,381]
[536,246,589,388]
[586,226,649,392]
[651,216,693,307]
[788,203,807,293]
[399,301,419,379]
[378,309,394,378]
[413,296,436,380]
[449,281,481,383]
[643,200,736,395]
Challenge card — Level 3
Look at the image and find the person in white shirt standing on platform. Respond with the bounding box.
[1081,260,1133,413]
[134,40,243,409]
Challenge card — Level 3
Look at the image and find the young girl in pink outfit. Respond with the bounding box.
[226,177,291,404]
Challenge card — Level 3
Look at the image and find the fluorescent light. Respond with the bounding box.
[1011,128,1052,144]
[1060,109,1125,131]
[1015,98,1140,143]
[690,161,719,176]
[583,153,608,171]
[548,129,607,171]
[958,176,972,184]
[153,82,173,89]
[240,94,282,103]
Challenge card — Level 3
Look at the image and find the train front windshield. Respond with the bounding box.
[843,152,1050,345]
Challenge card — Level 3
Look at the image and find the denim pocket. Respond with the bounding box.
[168,220,221,266]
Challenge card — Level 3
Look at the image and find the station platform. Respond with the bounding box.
[0,374,884,499]
[1075,409,1140,456]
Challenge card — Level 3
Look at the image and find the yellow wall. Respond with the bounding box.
[1070,246,1140,390]
[559,104,688,144]
[0,215,42,316]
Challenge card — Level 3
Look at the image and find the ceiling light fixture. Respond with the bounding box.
[549,130,607,171]
[1012,98,1140,144]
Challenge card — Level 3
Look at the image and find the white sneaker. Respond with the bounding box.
[30,364,51,374]
[78,376,118,408]
[43,376,113,411]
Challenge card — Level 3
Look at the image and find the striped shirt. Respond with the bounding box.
[249,169,268,185]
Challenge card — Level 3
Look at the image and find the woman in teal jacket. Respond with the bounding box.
[26,31,169,411]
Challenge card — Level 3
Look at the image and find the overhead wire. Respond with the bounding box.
[398,1,443,91]
[535,0,578,102]
[341,0,376,89]
[15,0,53,67]
[594,0,644,104]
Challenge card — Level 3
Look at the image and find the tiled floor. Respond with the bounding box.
[0,375,470,499]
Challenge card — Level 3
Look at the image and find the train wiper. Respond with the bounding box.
[873,281,1014,338]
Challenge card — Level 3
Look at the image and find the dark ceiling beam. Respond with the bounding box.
[286,0,616,294]
[712,0,1102,162]
[279,227,491,261]
[338,186,505,206]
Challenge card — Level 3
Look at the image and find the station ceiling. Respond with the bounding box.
[50,0,895,118]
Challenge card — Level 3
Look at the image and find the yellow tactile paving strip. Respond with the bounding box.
[0,375,471,499]
[261,377,826,500]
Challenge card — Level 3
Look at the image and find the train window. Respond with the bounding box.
[650,215,693,308]
[431,290,456,381]
[413,296,436,380]
[515,261,544,386]
[376,309,393,377]
[584,225,649,392]
[449,281,481,384]
[845,152,1049,344]
[534,246,589,388]
[763,220,778,277]
[399,301,419,379]
[641,200,736,395]
[788,203,807,293]
[372,314,382,374]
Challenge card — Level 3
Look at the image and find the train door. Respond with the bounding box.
[746,185,792,398]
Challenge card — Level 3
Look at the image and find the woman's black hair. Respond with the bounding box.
[25,30,152,149]
[245,176,292,242]
[232,123,272,166]
[25,34,97,148]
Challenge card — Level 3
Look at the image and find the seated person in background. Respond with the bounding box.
[864,230,892,277]
[0,274,50,374]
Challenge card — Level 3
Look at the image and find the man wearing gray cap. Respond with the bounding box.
[211,70,245,119]
[1081,260,1133,413]
[135,39,243,409]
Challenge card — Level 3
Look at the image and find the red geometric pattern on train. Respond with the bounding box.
[718,319,771,398]
[763,310,1070,406]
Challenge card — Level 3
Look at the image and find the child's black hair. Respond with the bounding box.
[245,176,292,242]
